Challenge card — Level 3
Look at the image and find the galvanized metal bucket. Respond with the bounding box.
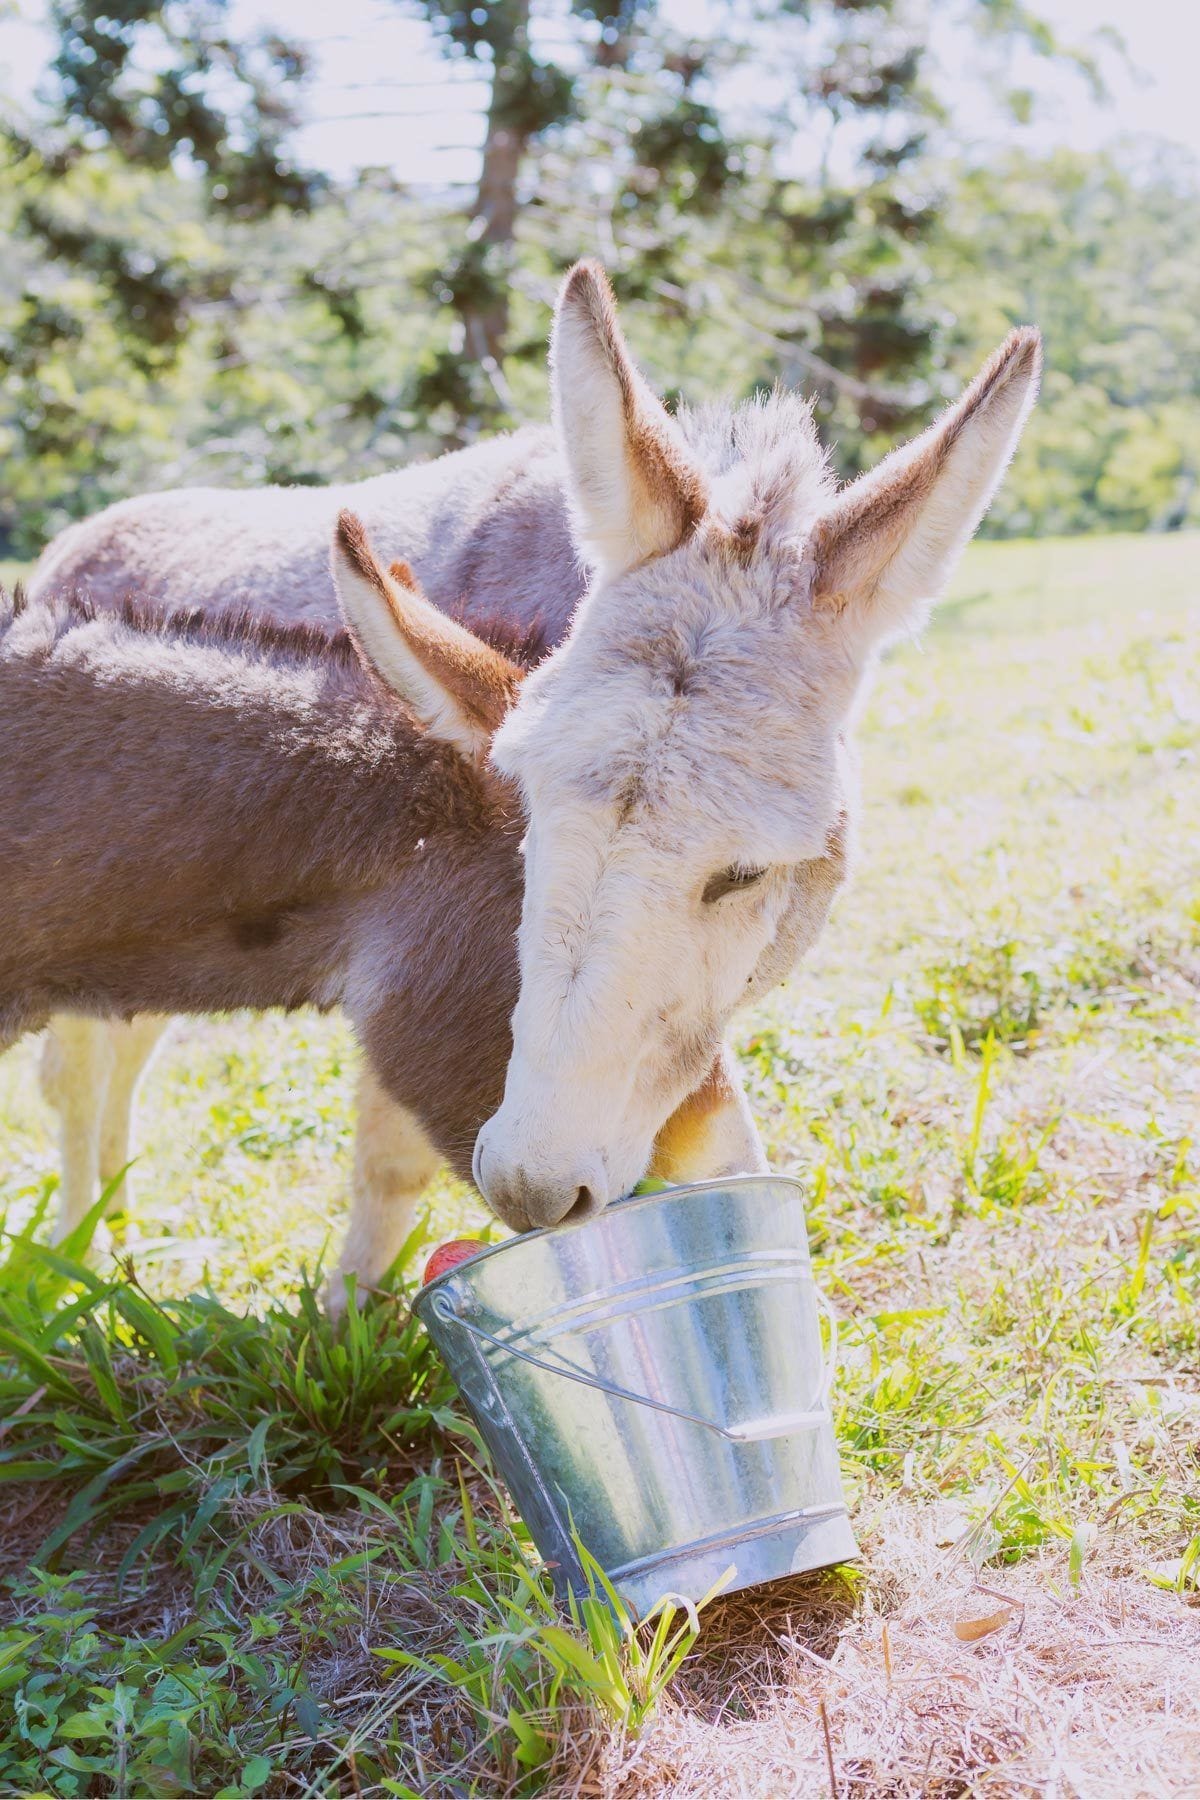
[413,1174,857,1617]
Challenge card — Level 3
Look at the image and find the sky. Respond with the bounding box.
[2,0,1198,189]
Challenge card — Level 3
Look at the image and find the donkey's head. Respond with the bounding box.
[471,261,1041,1231]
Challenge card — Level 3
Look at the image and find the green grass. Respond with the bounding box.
[1,529,1198,1794]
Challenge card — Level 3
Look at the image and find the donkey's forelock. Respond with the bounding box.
[674,390,836,556]
[494,374,849,845]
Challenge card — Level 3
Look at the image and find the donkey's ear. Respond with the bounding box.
[807,328,1042,651]
[332,511,523,759]
[551,260,708,582]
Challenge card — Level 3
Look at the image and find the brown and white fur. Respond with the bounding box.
[2,535,779,1298]
[28,261,1040,1255]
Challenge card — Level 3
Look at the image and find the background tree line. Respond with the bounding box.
[0,0,1195,556]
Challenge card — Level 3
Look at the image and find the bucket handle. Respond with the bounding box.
[428,1284,838,1444]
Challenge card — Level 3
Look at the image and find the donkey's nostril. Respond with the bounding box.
[471,1132,489,1198]
[564,1183,601,1224]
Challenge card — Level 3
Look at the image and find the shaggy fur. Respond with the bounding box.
[3,545,792,1275]
[0,579,524,1194]
[26,258,1039,1244]
[477,264,1040,1227]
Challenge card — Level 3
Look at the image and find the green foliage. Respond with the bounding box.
[936,145,1200,536]
[4,6,1180,550]
[0,151,441,553]
[914,937,1045,1052]
[912,920,1186,1054]
[0,534,1198,1788]
[0,1201,459,1569]
[382,1510,720,1783]
[0,1568,295,1797]
[42,0,320,214]
[526,16,950,460]
[0,0,1112,550]
[0,1202,723,1791]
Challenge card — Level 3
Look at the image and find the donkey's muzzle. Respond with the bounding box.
[472,1128,608,1233]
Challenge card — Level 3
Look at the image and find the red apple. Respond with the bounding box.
[422,1238,482,1285]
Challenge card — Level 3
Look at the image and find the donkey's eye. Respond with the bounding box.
[702,865,768,904]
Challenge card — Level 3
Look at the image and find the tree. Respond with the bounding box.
[5,2,331,344]
[404,0,1096,459]
[0,0,1119,551]
[410,0,629,432]
[0,3,426,550]
[933,144,1200,535]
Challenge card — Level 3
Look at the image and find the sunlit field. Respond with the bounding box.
[1,531,1197,1794]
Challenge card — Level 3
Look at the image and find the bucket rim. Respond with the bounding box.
[413,1170,808,1314]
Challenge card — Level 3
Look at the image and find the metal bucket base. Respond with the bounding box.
[604,1503,859,1620]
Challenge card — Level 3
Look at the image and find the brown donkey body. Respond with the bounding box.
[0,582,532,1180]
[2,553,780,1279]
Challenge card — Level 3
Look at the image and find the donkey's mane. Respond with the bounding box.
[2,580,363,666]
[448,602,556,672]
[2,582,554,673]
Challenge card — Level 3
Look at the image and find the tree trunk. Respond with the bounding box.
[458,0,531,382]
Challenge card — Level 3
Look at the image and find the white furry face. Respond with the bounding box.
[475,536,855,1230]
[470,259,1040,1232]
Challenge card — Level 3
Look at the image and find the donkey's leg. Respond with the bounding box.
[97,1014,171,1209]
[40,1015,111,1242]
[648,1043,768,1184]
[328,1064,441,1314]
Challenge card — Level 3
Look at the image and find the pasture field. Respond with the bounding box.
[1,530,1198,1795]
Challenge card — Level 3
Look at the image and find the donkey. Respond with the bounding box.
[3,518,789,1302]
[27,262,1040,1242]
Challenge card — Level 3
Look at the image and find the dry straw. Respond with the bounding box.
[590,1505,1200,1798]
